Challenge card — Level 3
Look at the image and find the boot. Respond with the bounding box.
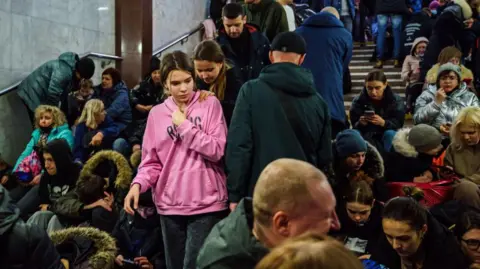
[375,60,383,69]
[394,59,401,68]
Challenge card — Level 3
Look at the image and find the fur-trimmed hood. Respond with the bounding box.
[392,128,419,158]
[79,150,133,189]
[333,141,385,180]
[453,0,476,19]
[50,227,117,269]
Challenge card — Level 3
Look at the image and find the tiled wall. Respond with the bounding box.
[152,0,207,57]
[0,0,116,90]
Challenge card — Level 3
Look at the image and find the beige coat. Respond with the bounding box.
[445,143,480,184]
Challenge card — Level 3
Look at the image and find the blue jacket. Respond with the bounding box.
[93,81,132,133]
[323,0,355,19]
[14,124,74,171]
[73,115,119,163]
[296,12,353,122]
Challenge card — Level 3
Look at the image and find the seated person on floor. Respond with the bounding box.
[330,180,383,258]
[113,190,165,269]
[93,67,132,156]
[414,63,479,138]
[74,99,120,164]
[370,197,470,269]
[66,78,94,126]
[350,70,405,154]
[47,173,117,233]
[26,139,81,226]
[129,56,166,154]
[386,124,444,183]
[445,107,480,210]
[402,37,429,86]
[332,129,389,202]
[425,46,475,88]
[0,185,68,269]
[454,209,480,269]
[0,153,14,190]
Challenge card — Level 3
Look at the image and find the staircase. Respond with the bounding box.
[345,43,408,123]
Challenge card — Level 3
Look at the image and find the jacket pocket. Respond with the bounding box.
[161,169,226,208]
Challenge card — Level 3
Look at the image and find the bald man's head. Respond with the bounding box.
[252,159,340,247]
[321,6,340,19]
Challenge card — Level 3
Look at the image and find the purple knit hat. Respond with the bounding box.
[429,1,440,10]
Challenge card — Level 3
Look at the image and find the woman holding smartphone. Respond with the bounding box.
[350,70,405,154]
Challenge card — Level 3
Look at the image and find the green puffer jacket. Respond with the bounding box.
[242,0,289,42]
[17,52,78,111]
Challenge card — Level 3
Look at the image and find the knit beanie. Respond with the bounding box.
[75,58,95,79]
[437,62,462,81]
[408,124,442,153]
[335,129,368,158]
[150,56,161,73]
[429,1,439,10]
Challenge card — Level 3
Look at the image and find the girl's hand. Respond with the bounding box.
[199,90,214,102]
[124,184,140,215]
[172,109,187,126]
[30,174,42,185]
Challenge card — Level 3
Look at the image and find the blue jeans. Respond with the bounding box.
[342,15,353,33]
[112,138,130,157]
[376,14,403,60]
[383,130,397,152]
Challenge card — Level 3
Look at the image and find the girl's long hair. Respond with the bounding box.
[78,99,104,130]
[451,107,480,151]
[193,40,227,100]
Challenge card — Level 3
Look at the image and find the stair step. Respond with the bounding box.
[344,92,406,102]
[351,71,401,77]
[353,49,375,54]
[349,65,400,71]
[352,54,374,59]
[350,85,405,92]
[353,44,375,49]
[352,81,405,88]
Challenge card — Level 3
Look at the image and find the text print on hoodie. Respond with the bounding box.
[132,91,228,216]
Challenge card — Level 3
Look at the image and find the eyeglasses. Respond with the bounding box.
[462,239,480,251]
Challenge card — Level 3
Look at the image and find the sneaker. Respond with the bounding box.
[375,60,383,69]
[394,60,401,68]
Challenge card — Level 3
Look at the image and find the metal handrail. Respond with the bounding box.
[0,52,123,96]
[152,23,205,58]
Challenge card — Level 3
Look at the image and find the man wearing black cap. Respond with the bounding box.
[128,56,165,153]
[226,31,332,211]
[17,52,95,122]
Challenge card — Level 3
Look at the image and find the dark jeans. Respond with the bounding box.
[160,211,226,269]
[9,184,40,220]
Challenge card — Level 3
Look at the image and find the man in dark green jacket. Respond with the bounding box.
[17,52,95,119]
[226,31,332,208]
[197,159,340,269]
[243,0,289,42]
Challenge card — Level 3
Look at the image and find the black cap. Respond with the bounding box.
[150,56,160,73]
[75,58,95,79]
[270,32,307,55]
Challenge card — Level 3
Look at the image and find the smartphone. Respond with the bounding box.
[364,110,375,117]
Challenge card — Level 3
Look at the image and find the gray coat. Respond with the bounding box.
[414,84,479,129]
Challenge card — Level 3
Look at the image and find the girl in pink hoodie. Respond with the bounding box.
[124,51,228,269]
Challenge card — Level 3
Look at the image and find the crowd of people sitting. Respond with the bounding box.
[3,0,480,268]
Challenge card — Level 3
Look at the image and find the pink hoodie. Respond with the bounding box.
[132,91,228,215]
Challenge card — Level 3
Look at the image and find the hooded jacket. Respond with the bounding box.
[331,201,383,256]
[217,24,270,82]
[295,12,353,122]
[402,37,429,84]
[323,0,356,19]
[196,198,269,269]
[445,143,480,185]
[39,139,80,205]
[0,186,65,269]
[18,52,79,112]
[370,212,470,269]
[385,128,437,182]
[332,141,389,202]
[93,81,132,133]
[243,0,289,42]
[414,83,479,130]
[226,63,332,202]
[132,92,228,215]
[421,0,478,80]
[14,123,74,171]
[196,62,244,127]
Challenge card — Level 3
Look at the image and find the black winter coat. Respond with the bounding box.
[332,141,389,202]
[0,186,65,269]
[375,0,409,15]
[421,0,474,81]
[370,213,471,269]
[385,128,436,182]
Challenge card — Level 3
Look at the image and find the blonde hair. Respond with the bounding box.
[451,107,480,150]
[253,159,327,227]
[78,99,105,129]
[255,233,364,269]
[34,105,66,129]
